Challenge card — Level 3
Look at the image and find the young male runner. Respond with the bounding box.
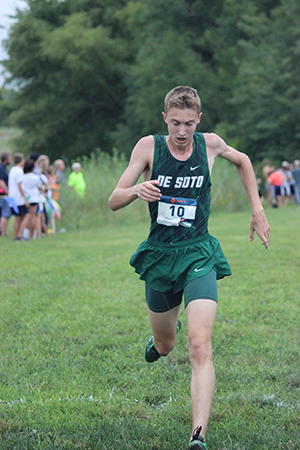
[109,86,270,450]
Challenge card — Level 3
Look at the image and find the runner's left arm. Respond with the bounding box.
[206,133,270,249]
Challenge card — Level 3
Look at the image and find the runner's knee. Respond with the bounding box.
[189,337,212,365]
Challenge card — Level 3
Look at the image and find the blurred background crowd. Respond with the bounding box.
[261,158,300,208]
[0,151,85,240]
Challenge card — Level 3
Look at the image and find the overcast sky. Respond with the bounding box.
[0,0,27,84]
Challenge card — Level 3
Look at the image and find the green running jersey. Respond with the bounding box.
[148,133,211,243]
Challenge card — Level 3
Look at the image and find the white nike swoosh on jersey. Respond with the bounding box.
[190,165,200,171]
[195,268,205,272]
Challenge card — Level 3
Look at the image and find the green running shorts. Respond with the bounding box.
[130,233,231,295]
[145,269,218,312]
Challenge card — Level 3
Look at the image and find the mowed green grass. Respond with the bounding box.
[0,205,299,450]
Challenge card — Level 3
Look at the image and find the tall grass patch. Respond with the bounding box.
[59,151,149,231]
[58,152,251,231]
[211,158,250,213]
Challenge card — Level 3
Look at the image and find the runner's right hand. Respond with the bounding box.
[138,180,162,203]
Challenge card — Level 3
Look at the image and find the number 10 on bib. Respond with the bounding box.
[157,195,197,227]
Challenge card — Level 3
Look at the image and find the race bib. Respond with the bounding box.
[157,195,197,227]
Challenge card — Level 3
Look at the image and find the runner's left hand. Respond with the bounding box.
[250,210,270,249]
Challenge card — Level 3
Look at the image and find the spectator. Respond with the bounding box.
[0,179,8,196]
[36,155,50,173]
[46,166,60,233]
[47,166,57,200]
[279,161,292,206]
[36,156,50,237]
[0,152,12,236]
[8,153,29,239]
[292,159,300,204]
[288,162,296,202]
[268,168,286,207]
[29,152,41,175]
[68,162,86,198]
[262,159,275,208]
[53,159,66,202]
[16,160,44,240]
[0,152,11,191]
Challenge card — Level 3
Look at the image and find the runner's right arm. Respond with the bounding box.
[108,136,161,211]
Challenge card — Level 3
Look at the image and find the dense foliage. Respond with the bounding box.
[1,0,300,161]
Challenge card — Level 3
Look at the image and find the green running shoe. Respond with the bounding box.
[176,320,181,333]
[145,336,160,363]
[188,426,208,450]
[145,320,181,363]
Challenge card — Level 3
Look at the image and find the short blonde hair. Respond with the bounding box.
[164,86,201,115]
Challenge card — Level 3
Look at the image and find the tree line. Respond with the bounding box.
[1,0,300,162]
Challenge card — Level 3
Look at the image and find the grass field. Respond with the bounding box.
[0,205,299,449]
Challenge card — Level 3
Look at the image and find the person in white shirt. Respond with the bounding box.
[16,160,44,239]
[8,153,29,240]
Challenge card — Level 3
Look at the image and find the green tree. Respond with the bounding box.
[223,0,300,160]
[115,0,293,158]
[112,0,224,155]
[3,0,130,160]
[0,88,15,125]
[3,0,298,162]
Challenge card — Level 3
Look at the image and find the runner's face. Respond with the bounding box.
[163,108,201,150]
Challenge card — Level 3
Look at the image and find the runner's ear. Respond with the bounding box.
[162,112,167,123]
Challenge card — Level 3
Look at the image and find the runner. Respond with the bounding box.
[109,86,270,450]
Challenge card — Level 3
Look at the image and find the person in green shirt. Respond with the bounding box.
[68,163,86,198]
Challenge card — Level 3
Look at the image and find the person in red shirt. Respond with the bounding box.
[268,169,286,207]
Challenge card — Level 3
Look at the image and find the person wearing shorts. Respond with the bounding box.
[8,153,29,239]
[0,152,11,236]
[109,86,270,450]
[292,159,300,204]
[0,198,11,236]
[16,160,43,240]
[268,169,286,208]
